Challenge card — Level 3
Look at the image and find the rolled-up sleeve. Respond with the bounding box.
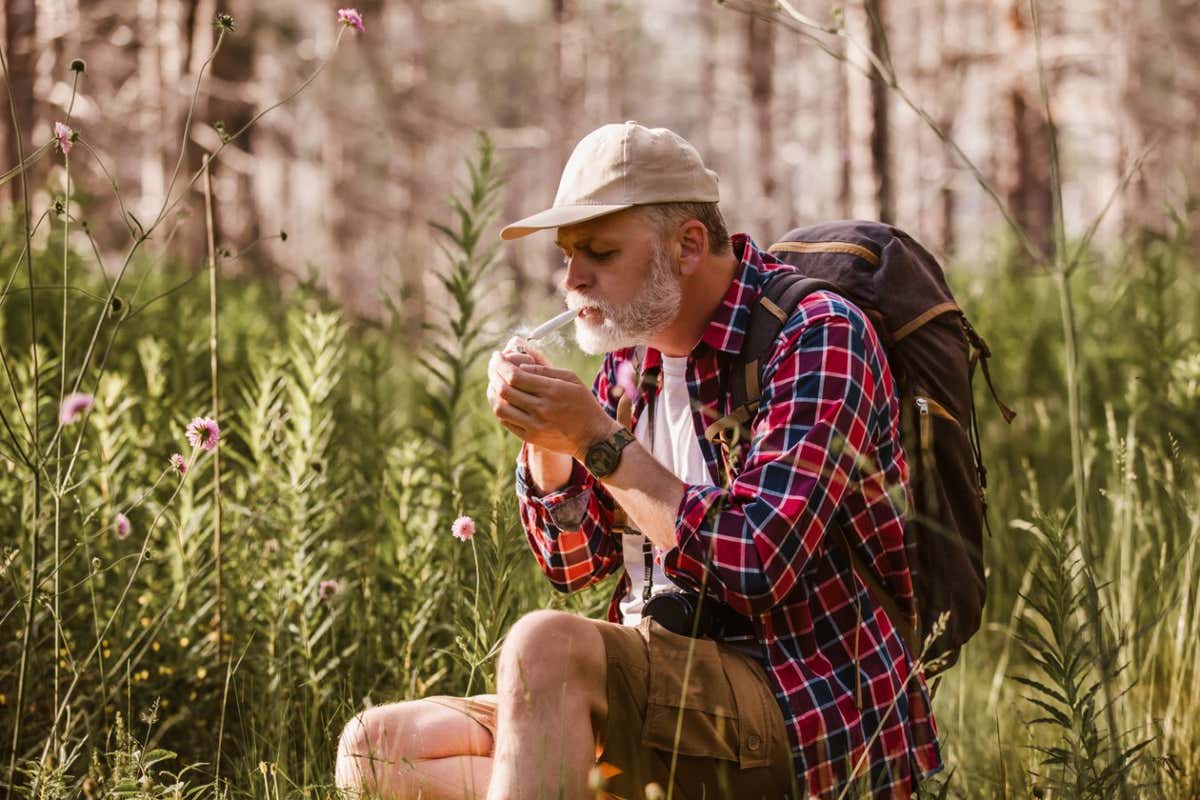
[665,297,882,617]
[515,354,625,593]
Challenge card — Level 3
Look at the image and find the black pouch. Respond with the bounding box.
[643,591,757,642]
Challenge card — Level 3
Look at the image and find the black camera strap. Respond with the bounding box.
[642,386,658,606]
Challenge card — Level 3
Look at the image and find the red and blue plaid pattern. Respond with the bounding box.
[516,235,942,797]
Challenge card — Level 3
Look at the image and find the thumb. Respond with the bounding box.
[505,336,551,365]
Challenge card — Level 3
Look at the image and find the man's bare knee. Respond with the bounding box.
[336,708,394,793]
[497,610,606,716]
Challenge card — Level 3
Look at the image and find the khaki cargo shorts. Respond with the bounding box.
[428,617,793,800]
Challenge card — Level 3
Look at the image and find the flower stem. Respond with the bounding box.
[1,30,41,800]
[203,154,225,665]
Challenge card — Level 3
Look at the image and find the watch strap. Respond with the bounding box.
[584,426,636,478]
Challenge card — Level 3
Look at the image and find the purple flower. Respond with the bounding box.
[54,122,75,155]
[59,392,94,425]
[337,8,365,32]
[169,453,187,476]
[614,361,638,401]
[185,417,220,451]
[114,512,131,540]
[318,579,339,601]
[451,516,476,542]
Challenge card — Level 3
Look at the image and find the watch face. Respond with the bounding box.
[586,444,619,476]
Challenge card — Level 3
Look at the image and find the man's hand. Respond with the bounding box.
[487,337,618,459]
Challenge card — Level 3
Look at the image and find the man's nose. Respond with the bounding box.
[561,256,592,294]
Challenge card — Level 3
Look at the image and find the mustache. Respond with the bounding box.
[565,294,617,316]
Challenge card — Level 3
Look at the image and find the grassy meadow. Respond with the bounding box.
[2,19,1200,800]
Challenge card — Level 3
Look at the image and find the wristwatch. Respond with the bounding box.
[582,427,636,478]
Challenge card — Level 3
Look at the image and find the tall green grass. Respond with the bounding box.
[3,159,1197,798]
[2,7,1199,798]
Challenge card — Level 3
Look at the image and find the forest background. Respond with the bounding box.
[1,0,1198,798]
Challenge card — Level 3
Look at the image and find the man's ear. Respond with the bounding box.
[676,220,708,277]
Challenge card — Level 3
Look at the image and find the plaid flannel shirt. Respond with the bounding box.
[516,234,942,798]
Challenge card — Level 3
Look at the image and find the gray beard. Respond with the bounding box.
[571,243,683,355]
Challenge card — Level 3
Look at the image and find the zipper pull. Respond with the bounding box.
[916,397,931,445]
[915,397,934,472]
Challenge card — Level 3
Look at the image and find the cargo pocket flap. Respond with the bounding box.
[641,620,739,762]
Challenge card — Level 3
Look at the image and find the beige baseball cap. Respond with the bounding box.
[500,121,719,240]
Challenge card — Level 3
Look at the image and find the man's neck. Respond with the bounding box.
[649,249,740,358]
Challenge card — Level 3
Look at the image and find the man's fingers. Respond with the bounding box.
[490,350,541,386]
[490,391,539,428]
[487,381,537,416]
[494,380,540,412]
[499,420,528,439]
[515,363,582,385]
[502,336,550,366]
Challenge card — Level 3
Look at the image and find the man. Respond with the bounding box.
[336,122,941,799]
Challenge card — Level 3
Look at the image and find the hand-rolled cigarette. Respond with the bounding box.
[526,307,581,341]
[515,307,580,353]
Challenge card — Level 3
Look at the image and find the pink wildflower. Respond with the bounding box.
[337,8,365,32]
[318,579,339,601]
[169,453,187,476]
[114,512,131,540]
[614,361,638,401]
[185,417,220,450]
[451,516,476,542]
[54,122,75,155]
[59,392,94,425]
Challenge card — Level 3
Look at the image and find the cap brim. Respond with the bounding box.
[500,203,634,241]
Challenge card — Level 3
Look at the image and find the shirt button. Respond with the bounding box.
[746,734,762,751]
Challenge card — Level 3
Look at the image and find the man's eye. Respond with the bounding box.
[560,248,616,263]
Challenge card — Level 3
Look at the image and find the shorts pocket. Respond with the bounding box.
[641,619,740,763]
[717,648,781,770]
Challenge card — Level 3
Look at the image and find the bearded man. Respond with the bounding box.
[335,122,942,799]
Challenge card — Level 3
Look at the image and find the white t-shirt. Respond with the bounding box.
[618,355,716,625]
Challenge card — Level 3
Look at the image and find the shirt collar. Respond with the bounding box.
[634,233,776,378]
[695,233,774,356]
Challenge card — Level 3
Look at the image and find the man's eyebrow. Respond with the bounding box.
[555,237,618,252]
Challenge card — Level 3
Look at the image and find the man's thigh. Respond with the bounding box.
[346,697,496,761]
[595,618,793,800]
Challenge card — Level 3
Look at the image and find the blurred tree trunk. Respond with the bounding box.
[399,0,429,340]
[551,0,570,166]
[3,0,36,209]
[999,0,1053,265]
[845,0,893,223]
[933,0,957,256]
[745,11,776,237]
[1114,0,1194,243]
[698,2,717,157]
[137,0,165,215]
[186,0,214,77]
[835,38,852,219]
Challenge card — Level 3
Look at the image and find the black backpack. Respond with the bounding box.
[704,221,1014,675]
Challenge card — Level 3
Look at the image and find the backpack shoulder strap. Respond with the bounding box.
[703,273,840,448]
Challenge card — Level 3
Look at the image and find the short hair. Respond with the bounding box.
[636,202,730,255]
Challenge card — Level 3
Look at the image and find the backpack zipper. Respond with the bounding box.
[915,395,958,424]
[916,398,933,463]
